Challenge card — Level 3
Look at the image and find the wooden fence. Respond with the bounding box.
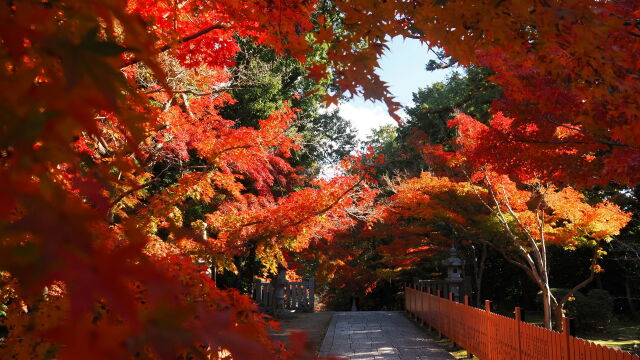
[414,278,465,303]
[405,286,640,360]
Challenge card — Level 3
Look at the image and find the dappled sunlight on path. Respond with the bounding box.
[319,311,454,360]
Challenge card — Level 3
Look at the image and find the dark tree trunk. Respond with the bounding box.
[473,243,487,307]
[552,303,564,332]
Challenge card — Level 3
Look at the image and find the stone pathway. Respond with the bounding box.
[319,311,455,360]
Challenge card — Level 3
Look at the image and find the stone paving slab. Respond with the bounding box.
[319,311,454,360]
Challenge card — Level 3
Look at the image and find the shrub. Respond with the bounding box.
[537,288,586,320]
[576,289,614,331]
[536,288,615,331]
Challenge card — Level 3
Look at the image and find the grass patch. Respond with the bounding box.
[523,312,640,353]
[425,330,479,359]
[581,320,640,353]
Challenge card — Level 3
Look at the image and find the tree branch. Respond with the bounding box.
[496,181,546,276]
[237,177,365,233]
[145,86,242,96]
[122,23,228,67]
[478,238,544,288]
[107,178,162,221]
[558,246,600,307]
[483,175,543,287]
[541,114,638,150]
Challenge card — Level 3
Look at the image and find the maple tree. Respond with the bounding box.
[387,115,633,328]
[316,0,640,186]
[384,163,630,330]
[323,0,639,329]
[361,83,634,326]
[0,0,377,358]
[303,224,388,310]
[360,36,639,315]
[346,67,501,306]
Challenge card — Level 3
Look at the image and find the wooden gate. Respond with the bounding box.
[253,278,315,312]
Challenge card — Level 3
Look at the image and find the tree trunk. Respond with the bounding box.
[475,244,487,307]
[552,303,564,332]
[472,243,487,307]
[475,282,482,308]
[541,286,553,330]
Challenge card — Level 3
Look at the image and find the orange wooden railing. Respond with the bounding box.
[405,286,640,360]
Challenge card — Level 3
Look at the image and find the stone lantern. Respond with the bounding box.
[442,246,464,301]
[443,247,463,280]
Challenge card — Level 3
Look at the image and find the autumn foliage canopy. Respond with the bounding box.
[1,0,639,358]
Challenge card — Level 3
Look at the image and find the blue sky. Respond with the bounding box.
[336,37,454,141]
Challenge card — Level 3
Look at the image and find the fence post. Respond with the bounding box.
[416,285,420,323]
[562,317,571,360]
[427,288,432,331]
[414,284,418,320]
[411,284,418,320]
[515,307,523,360]
[485,300,491,360]
[420,286,425,326]
[463,295,471,358]
[449,292,456,348]
[436,290,442,339]
[412,285,416,318]
[405,285,408,313]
